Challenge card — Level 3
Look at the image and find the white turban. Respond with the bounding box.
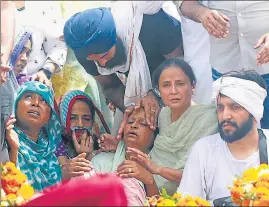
[212,77,267,122]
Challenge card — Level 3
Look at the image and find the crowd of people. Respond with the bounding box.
[1,1,269,206]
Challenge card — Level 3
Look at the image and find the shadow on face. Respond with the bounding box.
[16,91,51,130]
[123,108,155,154]
[217,94,255,143]
[87,38,127,69]
[14,39,32,75]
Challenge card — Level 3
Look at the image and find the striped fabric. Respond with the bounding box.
[212,69,269,129]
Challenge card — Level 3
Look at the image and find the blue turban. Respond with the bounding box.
[64,8,116,58]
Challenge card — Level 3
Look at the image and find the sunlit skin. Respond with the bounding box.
[16,92,51,131]
[123,108,154,158]
[14,39,32,76]
[87,45,116,67]
[158,67,194,122]
[70,100,93,129]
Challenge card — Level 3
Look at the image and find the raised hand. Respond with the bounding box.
[127,147,159,174]
[116,160,155,185]
[72,130,94,154]
[98,133,119,152]
[62,153,93,180]
[199,9,230,38]
[255,33,269,66]
[5,115,19,151]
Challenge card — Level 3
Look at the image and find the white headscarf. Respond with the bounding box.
[212,77,267,122]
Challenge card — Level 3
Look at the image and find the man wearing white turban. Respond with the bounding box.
[178,70,269,204]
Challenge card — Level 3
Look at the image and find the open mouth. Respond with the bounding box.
[128,131,138,138]
[28,110,40,117]
[170,98,180,102]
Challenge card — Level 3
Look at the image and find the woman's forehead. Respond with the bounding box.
[129,108,146,120]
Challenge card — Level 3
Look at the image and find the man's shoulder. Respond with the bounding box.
[193,133,223,151]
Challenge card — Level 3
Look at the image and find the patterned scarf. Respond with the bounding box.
[59,90,110,135]
[58,90,110,158]
[9,28,33,85]
[13,81,62,191]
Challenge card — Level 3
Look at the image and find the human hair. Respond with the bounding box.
[152,58,197,90]
[222,69,267,91]
[77,98,96,121]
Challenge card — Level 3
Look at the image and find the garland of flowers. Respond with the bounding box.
[1,162,35,206]
[230,164,269,206]
[144,188,210,206]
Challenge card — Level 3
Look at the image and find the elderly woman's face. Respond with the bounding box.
[123,108,155,153]
[16,92,51,128]
[159,67,193,110]
[70,100,93,129]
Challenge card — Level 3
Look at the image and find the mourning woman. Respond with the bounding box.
[102,58,219,194]
[5,81,62,191]
[56,90,110,180]
[92,107,159,206]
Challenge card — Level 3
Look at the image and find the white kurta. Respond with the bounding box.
[176,1,212,104]
[14,1,67,75]
[178,130,269,203]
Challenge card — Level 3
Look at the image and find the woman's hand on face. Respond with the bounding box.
[72,131,93,154]
[127,147,160,175]
[116,91,160,140]
[117,105,135,140]
[138,91,160,130]
[98,133,119,152]
[5,115,19,151]
[62,153,93,180]
[116,160,155,185]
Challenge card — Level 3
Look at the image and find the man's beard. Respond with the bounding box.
[218,115,254,143]
[97,38,127,69]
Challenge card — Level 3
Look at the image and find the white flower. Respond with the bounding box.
[258,169,269,178]
[0,201,10,207]
[1,188,6,199]
[16,196,25,205]
[243,184,253,193]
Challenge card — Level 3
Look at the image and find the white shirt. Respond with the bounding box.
[176,1,213,104]
[15,1,67,75]
[206,1,269,75]
[178,130,269,203]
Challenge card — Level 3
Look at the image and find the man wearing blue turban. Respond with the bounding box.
[64,2,183,133]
